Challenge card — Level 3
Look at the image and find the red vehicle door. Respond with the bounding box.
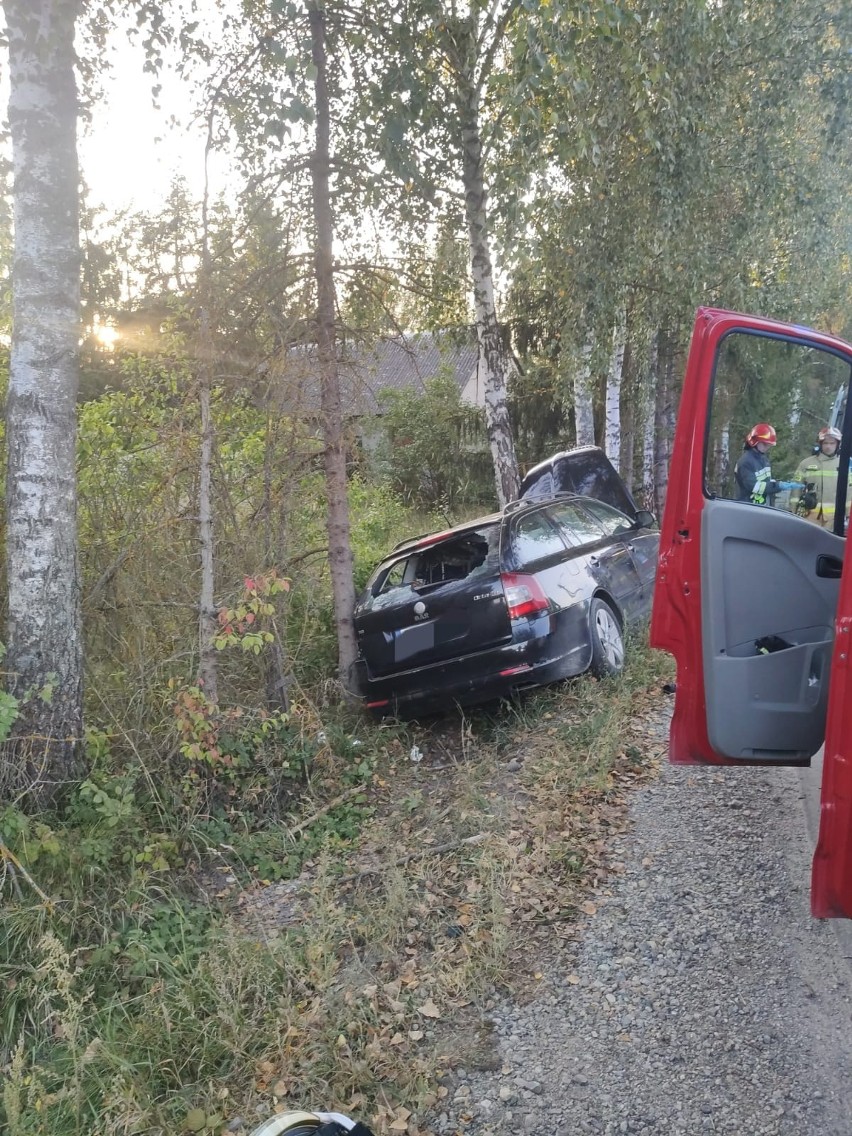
[650,307,852,917]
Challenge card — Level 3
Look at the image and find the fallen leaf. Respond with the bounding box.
[580,901,597,916]
[419,999,441,1018]
[566,974,581,985]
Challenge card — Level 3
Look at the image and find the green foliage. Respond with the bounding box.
[377,374,494,510]
[214,570,290,654]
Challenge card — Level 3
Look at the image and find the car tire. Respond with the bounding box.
[588,597,625,677]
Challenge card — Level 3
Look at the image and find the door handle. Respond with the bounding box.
[816,554,843,579]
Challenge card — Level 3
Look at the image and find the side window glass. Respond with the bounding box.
[582,499,634,536]
[547,501,606,547]
[706,332,852,530]
[375,559,409,595]
[510,511,566,566]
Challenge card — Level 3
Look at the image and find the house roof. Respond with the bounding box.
[276,330,480,415]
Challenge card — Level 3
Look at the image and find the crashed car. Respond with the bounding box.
[350,449,659,716]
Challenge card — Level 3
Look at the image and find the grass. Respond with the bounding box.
[0,640,673,1136]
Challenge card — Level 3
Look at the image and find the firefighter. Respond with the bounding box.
[791,425,848,529]
[735,423,781,505]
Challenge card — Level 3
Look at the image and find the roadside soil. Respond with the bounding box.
[236,679,852,1136]
[422,712,852,1136]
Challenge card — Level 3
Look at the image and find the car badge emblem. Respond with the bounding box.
[413,601,426,615]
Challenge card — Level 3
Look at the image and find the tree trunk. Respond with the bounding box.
[574,338,596,447]
[197,341,218,702]
[308,3,358,685]
[459,83,519,506]
[604,314,626,466]
[2,0,85,805]
[196,112,219,701]
[262,409,291,713]
[641,333,658,510]
[715,421,731,497]
[621,375,635,491]
[654,330,676,516]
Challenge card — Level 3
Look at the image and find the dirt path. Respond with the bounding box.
[425,719,852,1136]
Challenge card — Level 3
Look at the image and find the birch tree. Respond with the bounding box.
[1,0,85,804]
[605,311,626,468]
[572,338,596,448]
[308,1,357,682]
[353,1,522,504]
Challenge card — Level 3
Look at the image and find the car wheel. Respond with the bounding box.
[589,598,625,677]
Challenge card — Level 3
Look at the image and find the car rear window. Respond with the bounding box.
[368,524,500,602]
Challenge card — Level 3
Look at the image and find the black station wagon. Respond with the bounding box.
[350,454,659,716]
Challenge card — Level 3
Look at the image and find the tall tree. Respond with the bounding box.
[2,0,85,804]
[308,1,358,682]
[353,1,522,504]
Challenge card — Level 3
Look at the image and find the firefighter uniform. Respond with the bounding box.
[735,446,778,505]
[792,450,851,528]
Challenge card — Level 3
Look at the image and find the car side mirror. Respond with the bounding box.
[634,509,656,529]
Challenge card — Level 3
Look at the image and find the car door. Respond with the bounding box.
[580,498,658,617]
[650,307,852,917]
[547,499,644,618]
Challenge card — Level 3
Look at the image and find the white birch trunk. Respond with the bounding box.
[309,4,358,684]
[604,315,626,465]
[2,0,85,803]
[654,332,676,515]
[460,83,519,506]
[641,333,658,510]
[196,106,219,701]
[715,422,731,496]
[574,339,596,448]
[197,341,218,702]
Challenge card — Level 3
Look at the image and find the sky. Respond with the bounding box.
[79,29,210,218]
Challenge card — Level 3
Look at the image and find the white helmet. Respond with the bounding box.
[248,1112,368,1136]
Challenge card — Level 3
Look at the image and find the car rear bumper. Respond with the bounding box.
[351,606,594,716]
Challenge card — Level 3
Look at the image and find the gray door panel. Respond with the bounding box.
[701,499,841,760]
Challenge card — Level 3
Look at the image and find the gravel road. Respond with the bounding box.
[428,717,852,1135]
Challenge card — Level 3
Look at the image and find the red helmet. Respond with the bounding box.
[747,423,776,446]
[818,426,842,443]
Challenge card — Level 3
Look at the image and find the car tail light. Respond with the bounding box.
[501,573,550,619]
